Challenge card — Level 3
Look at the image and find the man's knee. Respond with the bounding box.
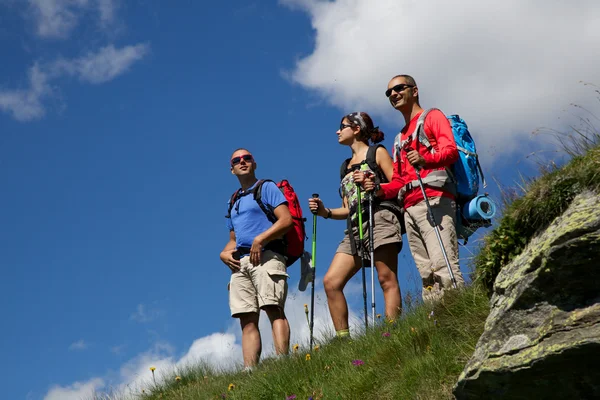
[263,305,286,322]
[238,312,259,329]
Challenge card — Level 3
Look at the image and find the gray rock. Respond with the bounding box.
[454,191,600,400]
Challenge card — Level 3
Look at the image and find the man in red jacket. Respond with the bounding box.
[358,75,465,301]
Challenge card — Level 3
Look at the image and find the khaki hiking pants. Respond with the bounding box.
[404,196,464,300]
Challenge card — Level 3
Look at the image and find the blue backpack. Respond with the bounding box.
[446,114,483,202]
[402,109,496,243]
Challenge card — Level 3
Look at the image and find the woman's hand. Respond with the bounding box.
[353,170,376,192]
[308,197,327,218]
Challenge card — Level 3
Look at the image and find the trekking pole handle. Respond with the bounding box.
[363,170,376,199]
[404,145,423,172]
[311,193,319,215]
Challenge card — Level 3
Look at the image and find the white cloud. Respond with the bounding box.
[280,0,600,158]
[69,339,89,351]
[178,333,242,370]
[28,0,117,39]
[110,344,126,355]
[0,63,51,121]
[0,43,148,121]
[44,282,364,399]
[129,302,163,323]
[44,378,104,400]
[97,0,115,23]
[29,0,88,39]
[60,44,149,84]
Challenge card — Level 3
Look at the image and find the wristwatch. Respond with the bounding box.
[325,208,332,219]
[374,183,381,194]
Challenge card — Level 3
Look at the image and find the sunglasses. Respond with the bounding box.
[231,154,254,166]
[385,84,415,98]
[339,123,353,131]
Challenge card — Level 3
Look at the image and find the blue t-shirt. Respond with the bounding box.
[226,181,287,249]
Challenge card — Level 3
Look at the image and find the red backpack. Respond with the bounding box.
[226,179,306,267]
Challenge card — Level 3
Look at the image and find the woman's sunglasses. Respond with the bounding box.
[231,154,254,166]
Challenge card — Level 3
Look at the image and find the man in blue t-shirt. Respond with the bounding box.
[220,148,293,369]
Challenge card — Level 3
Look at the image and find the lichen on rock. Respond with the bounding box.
[454,191,600,400]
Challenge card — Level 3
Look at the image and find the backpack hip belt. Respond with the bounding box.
[398,169,457,200]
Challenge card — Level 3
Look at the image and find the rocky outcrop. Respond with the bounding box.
[454,191,600,400]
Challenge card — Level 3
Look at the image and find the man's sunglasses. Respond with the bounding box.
[385,84,415,98]
[231,154,254,166]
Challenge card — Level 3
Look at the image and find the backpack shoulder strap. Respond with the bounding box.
[226,188,242,218]
[393,133,402,162]
[253,179,277,223]
[365,145,380,172]
[413,108,440,153]
[366,144,391,184]
[339,158,351,181]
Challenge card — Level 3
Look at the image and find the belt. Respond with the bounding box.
[237,247,252,257]
[237,241,285,257]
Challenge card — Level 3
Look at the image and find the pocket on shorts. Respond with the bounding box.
[378,209,396,225]
[266,269,289,304]
[378,210,401,233]
[266,269,289,280]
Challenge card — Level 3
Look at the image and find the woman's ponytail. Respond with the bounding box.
[369,126,385,144]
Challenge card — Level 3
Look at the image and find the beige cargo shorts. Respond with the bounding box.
[336,208,403,256]
[229,250,289,317]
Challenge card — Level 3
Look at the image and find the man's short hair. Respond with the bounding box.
[390,74,417,87]
[231,148,251,158]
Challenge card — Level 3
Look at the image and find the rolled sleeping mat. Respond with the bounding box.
[462,194,497,221]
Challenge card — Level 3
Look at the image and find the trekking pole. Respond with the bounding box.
[368,191,376,325]
[412,165,458,289]
[355,183,369,330]
[309,193,319,350]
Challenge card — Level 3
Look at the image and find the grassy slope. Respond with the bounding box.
[131,286,489,400]
[473,144,600,293]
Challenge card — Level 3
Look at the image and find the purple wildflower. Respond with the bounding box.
[352,359,364,366]
[382,332,391,337]
[286,395,297,400]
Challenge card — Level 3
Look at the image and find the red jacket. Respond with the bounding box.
[381,109,458,209]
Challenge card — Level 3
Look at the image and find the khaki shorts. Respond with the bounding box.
[229,250,289,317]
[336,208,402,256]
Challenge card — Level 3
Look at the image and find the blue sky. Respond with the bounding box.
[1,1,599,399]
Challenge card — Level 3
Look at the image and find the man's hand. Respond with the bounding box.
[250,236,264,266]
[406,150,426,168]
[220,249,241,272]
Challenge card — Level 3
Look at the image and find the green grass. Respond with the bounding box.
[472,92,600,293]
[117,286,489,400]
[472,144,600,294]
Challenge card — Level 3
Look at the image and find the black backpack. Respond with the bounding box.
[339,144,405,235]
